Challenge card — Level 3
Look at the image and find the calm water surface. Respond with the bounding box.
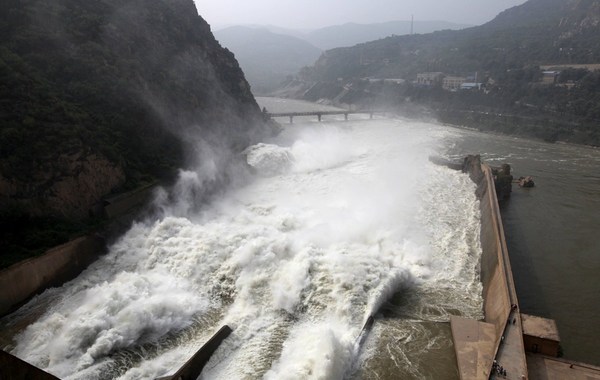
[444,130,600,366]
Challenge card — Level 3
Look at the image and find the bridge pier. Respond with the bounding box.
[317,113,322,122]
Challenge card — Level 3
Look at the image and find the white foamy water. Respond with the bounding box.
[4,115,483,379]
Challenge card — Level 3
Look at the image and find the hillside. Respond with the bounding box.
[289,0,600,145]
[305,20,472,50]
[304,0,600,81]
[0,0,268,266]
[215,26,321,94]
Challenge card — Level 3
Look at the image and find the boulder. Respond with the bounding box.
[518,176,535,188]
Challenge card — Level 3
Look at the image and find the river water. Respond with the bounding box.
[442,129,600,366]
[1,97,598,378]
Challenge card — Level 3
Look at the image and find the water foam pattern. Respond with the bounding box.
[7,118,482,380]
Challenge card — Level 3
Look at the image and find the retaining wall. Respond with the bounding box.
[0,350,60,380]
[0,235,106,316]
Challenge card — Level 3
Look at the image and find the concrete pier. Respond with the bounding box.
[161,325,232,380]
[450,316,496,378]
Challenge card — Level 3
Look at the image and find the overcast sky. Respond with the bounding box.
[194,0,528,30]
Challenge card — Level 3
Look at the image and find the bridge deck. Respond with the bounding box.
[266,110,381,117]
[265,110,385,123]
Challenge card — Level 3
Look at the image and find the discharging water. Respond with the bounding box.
[1,99,485,379]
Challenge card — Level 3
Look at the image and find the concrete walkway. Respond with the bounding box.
[492,308,528,379]
[526,353,600,380]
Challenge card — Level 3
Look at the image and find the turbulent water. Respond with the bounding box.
[1,106,485,379]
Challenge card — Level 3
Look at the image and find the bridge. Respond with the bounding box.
[264,110,385,123]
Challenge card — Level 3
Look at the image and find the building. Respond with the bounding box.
[416,72,444,87]
[382,78,405,84]
[364,78,406,84]
[442,76,466,91]
[521,313,561,357]
[460,82,483,90]
[541,71,560,85]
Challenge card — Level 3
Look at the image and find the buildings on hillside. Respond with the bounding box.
[416,72,444,86]
[416,72,482,91]
[414,65,592,92]
[443,76,467,91]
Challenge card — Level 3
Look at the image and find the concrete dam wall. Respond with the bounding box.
[0,184,158,318]
[0,235,106,317]
[451,155,527,380]
[468,159,513,341]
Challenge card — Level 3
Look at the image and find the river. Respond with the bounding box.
[442,128,600,366]
[1,97,598,378]
[260,97,600,367]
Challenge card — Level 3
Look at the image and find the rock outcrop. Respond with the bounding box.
[492,164,513,201]
[0,151,125,219]
[0,0,268,220]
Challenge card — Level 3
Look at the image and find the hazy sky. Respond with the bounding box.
[195,0,528,30]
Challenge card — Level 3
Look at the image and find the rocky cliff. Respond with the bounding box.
[0,0,268,263]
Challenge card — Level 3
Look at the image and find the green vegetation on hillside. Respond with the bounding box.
[0,0,265,267]
[293,0,600,145]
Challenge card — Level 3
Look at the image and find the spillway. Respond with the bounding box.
[3,116,484,379]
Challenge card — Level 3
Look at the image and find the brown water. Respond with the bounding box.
[259,96,600,368]
[444,129,600,366]
[2,108,483,379]
[3,97,598,378]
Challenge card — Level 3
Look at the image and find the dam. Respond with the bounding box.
[2,99,600,379]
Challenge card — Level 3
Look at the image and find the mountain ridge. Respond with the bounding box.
[303,0,600,81]
[305,20,473,50]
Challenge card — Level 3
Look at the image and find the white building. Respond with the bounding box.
[443,76,466,91]
[416,72,444,86]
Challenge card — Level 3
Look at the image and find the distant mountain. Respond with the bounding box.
[303,0,600,82]
[305,20,472,50]
[252,25,311,39]
[215,26,321,94]
[215,24,310,39]
[288,0,600,146]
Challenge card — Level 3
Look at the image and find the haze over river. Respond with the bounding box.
[1,97,598,378]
